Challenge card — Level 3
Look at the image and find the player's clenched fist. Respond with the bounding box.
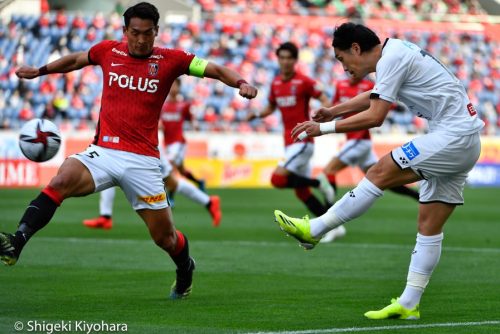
[15,66,40,79]
[312,107,335,122]
[238,83,258,99]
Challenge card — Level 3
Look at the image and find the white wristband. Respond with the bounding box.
[297,131,308,141]
[319,121,336,134]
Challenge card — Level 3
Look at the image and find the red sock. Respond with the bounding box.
[173,230,186,256]
[294,187,312,201]
[270,173,288,188]
[42,185,64,206]
[326,173,336,185]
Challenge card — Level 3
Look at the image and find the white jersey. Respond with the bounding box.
[372,39,484,135]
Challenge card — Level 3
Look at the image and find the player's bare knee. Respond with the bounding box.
[365,163,389,188]
[47,175,73,196]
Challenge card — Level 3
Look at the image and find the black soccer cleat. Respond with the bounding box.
[170,257,195,300]
[0,233,20,266]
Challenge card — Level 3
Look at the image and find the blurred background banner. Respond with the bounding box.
[1,130,499,187]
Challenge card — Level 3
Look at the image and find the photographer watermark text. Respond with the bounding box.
[14,320,128,333]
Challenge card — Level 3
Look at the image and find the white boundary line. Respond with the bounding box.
[244,320,500,334]
[36,237,500,254]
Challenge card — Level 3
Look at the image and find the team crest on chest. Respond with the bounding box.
[148,62,159,76]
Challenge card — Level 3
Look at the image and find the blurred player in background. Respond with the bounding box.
[161,78,205,192]
[247,42,336,219]
[83,79,220,229]
[1,2,257,300]
[276,22,483,319]
[82,165,221,229]
[320,76,419,243]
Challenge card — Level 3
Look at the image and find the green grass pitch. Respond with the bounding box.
[0,187,499,333]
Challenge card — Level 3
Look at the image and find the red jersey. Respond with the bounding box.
[89,40,195,158]
[332,79,375,140]
[269,72,322,146]
[160,100,191,145]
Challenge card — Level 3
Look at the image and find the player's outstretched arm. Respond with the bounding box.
[16,51,91,79]
[292,98,392,142]
[312,90,372,122]
[317,93,332,108]
[203,62,257,99]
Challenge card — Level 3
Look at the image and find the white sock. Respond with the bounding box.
[399,233,444,309]
[310,178,383,238]
[99,187,116,216]
[176,179,210,206]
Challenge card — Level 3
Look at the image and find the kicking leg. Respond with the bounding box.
[138,208,195,299]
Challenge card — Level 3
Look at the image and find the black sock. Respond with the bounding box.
[16,192,59,247]
[390,186,419,201]
[170,234,191,271]
[304,195,328,217]
[287,172,320,188]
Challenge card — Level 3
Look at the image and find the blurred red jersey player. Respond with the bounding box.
[247,42,334,218]
[160,78,205,191]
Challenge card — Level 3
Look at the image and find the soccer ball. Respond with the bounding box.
[18,118,61,162]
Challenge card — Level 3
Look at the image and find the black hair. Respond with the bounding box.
[123,2,160,27]
[276,42,299,59]
[332,23,381,53]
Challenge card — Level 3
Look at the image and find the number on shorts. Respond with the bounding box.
[85,151,100,158]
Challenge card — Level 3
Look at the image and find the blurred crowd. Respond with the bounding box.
[193,0,486,20]
[0,5,498,135]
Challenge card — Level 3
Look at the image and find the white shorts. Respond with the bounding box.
[166,142,187,166]
[391,132,481,204]
[279,142,314,177]
[71,145,169,210]
[338,139,378,171]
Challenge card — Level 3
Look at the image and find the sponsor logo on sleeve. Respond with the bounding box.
[402,142,420,160]
[467,103,477,117]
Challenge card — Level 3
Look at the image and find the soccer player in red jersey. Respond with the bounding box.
[320,76,419,243]
[160,78,205,190]
[247,42,334,217]
[2,2,257,299]
[83,80,221,229]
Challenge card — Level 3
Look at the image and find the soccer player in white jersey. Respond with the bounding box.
[274,22,483,319]
[1,2,257,300]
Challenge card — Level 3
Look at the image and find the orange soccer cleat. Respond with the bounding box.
[83,216,113,230]
[208,195,222,227]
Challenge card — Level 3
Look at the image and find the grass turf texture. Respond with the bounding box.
[0,187,499,334]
